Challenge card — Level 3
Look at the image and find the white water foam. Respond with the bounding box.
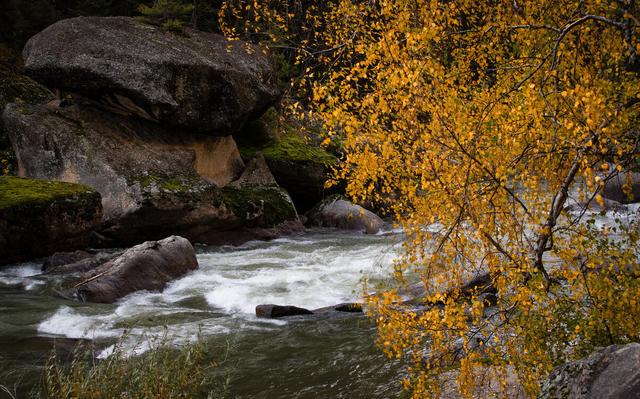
[31,232,400,348]
[0,263,46,290]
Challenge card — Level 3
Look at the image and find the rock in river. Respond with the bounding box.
[22,16,279,134]
[0,177,102,266]
[70,236,198,303]
[306,196,384,234]
[255,304,314,318]
[600,171,640,204]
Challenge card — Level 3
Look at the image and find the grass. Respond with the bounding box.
[38,333,226,399]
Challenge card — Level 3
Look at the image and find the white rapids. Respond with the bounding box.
[14,231,402,347]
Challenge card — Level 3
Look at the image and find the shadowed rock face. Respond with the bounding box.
[70,236,198,303]
[22,17,280,134]
[539,343,640,399]
[0,177,102,265]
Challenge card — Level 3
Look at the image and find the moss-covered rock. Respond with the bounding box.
[221,186,297,227]
[0,176,102,265]
[238,115,339,213]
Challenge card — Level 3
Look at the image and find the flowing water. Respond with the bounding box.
[0,229,406,398]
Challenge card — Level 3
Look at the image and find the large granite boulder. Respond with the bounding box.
[2,101,297,245]
[22,16,279,134]
[70,236,198,303]
[306,196,384,234]
[0,176,102,265]
[539,343,640,399]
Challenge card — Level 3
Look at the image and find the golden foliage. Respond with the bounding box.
[221,1,640,397]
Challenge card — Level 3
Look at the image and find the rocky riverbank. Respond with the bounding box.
[0,16,386,266]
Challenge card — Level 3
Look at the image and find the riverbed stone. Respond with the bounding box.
[255,304,313,318]
[23,16,279,134]
[306,195,384,234]
[538,342,640,399]
[71,236,198,303]
[43,251,122,275]
[42,250,93,271]
[0,176,102,265]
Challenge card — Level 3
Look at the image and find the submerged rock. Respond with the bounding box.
[313,302,364,314]
[70,236,198,303]
[255,304,313,318]
[255,302,367,319]
[43,250,122,275]
[306,196,384,234]
[42,250,93,271]
[0,177,102,265]
[539,343,640,399]
[3,102,297,245]
[23,16,279,134]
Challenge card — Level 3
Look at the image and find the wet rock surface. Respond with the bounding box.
[306,196,384,234]
[601,171,640,204]
[256,304,314,318]
[43,250,122,275]
[69,236,198,303]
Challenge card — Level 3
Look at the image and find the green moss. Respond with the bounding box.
[0,176,98,210]
[221,186,297,226]
[128,172,199,193]
[240,134,337,166]
[237,107,337,166]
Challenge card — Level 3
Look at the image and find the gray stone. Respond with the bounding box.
[306,196,384,234]
[538,343,640,399]
[70,236,198,303]
[23,17,279,134]
[229,153,277,188]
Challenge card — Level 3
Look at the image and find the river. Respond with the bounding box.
[0,229,406,398]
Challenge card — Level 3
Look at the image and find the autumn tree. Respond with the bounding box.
[221,1,640,397]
